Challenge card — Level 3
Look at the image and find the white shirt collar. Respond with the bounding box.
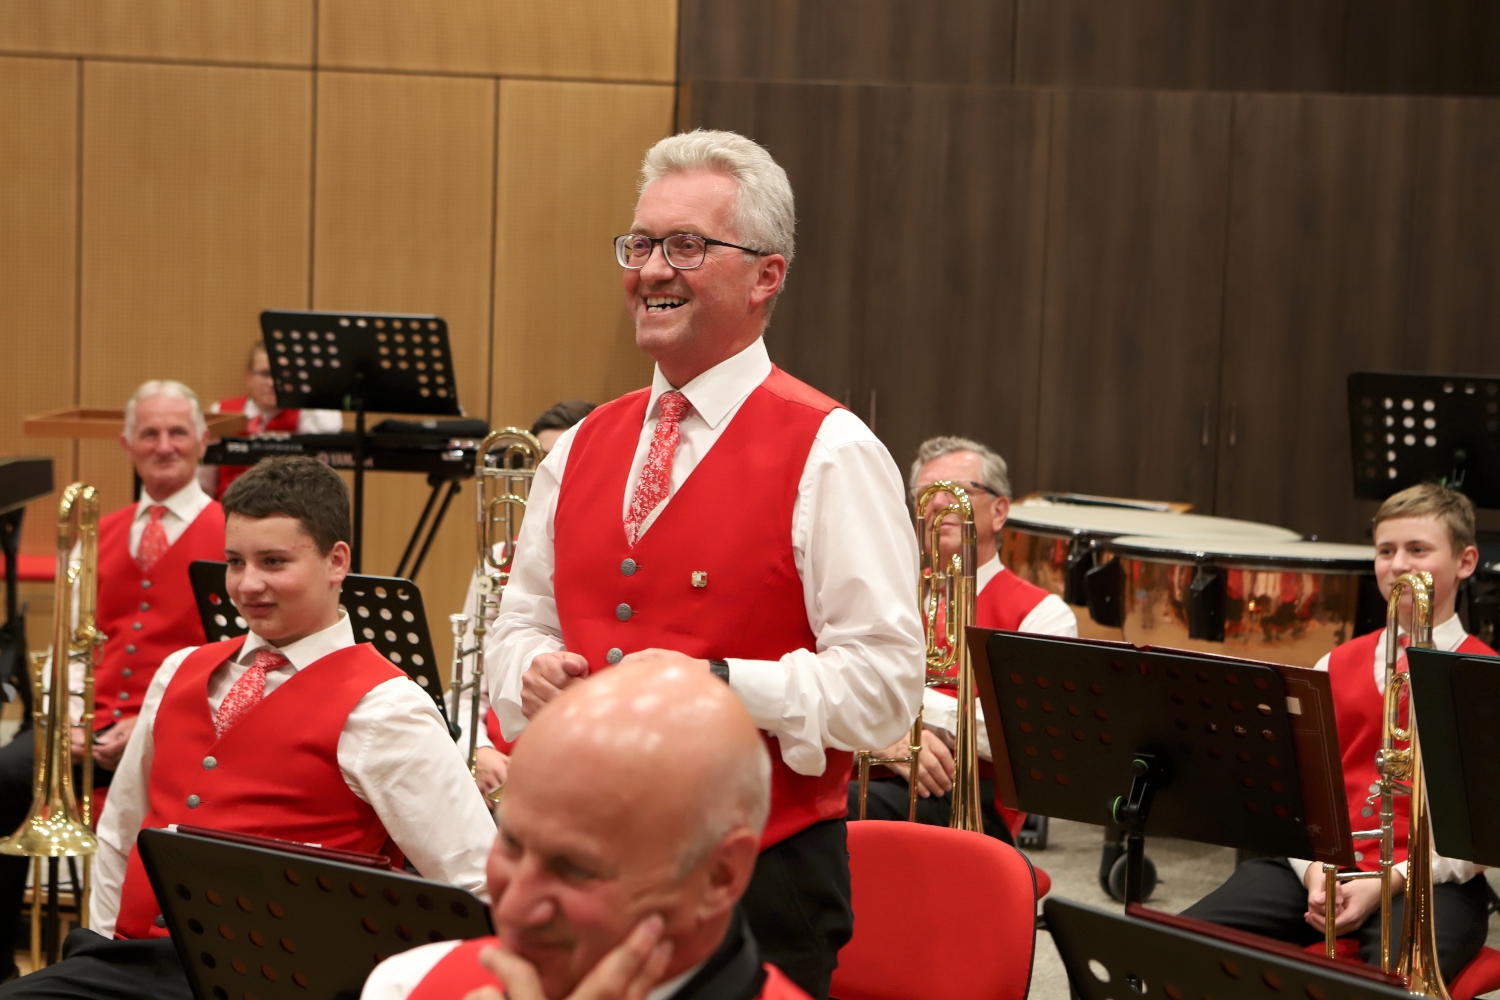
[647,338,773,431]
[236,610,356,670]
[647,957,709,1000]
[1377,612,1470,659]
[976,553,1003,593]
[135,477,211,523]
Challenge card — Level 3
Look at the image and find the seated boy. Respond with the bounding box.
[1182,483,1493,980]
[2,456,495,999]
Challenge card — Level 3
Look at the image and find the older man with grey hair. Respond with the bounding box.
[485,129,924,999]
[0,379,225,981]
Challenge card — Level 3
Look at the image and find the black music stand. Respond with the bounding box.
[139,827,491,1000]
[971,629,1355,905]
[1406,646,1500,866]
[187,561,451,731]
[0,457,52,710]
[259,310,463,573]
[1047,898,1408,1000]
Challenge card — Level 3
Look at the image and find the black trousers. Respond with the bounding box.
[846,775,1016,846]
[0,929,190,1000]
[1182,857,1491,982]
[741,818,853,1000]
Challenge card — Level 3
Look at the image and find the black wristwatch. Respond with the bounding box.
[709,658,730,684]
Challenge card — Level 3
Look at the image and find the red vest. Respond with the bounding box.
[114,639,404,939]
[932,566,1054,694]
[406,937,811,1000]
[1327,628,1496,873]
[553,367,846,848]
[95,501,225,731]
[213,397,303,497]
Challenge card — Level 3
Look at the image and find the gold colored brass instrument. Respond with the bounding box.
[1321,571,1447,996]
[0,483,103,966]
[449,429,543,803]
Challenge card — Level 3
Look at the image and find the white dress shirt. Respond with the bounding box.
[1287,614,1484,886]
[920,555,1079,762]
[361,940,704,1000]
[91,612,496,936]
[485,337,925,776]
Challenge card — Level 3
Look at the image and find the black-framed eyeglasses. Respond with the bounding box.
[910,480,1000,502]
[614,233,769,270]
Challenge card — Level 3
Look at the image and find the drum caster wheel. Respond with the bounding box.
[1018,814,1049,850]
[1098,835,1125,895]
[1106,853,1157,903]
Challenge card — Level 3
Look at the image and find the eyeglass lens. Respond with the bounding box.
[617,234,710,269]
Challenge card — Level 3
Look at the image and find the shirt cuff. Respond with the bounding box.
[725,657,787,732]
[1287,857,1314,884]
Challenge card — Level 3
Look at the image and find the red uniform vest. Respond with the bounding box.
[553,367,846,848]
[114,639,404,939]
[406,938,811,1000]
[1327,628,1496,873]
[213,396,303,497]
[931,566,1055,694]
[95,501,225,731]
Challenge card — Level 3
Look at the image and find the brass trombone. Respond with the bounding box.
[0,483,102,966]
[1320,571,1448,996]
[449,428,543,803]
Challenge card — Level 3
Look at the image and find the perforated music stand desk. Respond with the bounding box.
[970,629,1356,905]
[1047,898,1407,1000]
[259,310,463,572]
[139,827,490,1000]
[187,560,452,733]
[1406,646,1500,866]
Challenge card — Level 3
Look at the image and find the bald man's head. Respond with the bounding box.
[487,658,769,998]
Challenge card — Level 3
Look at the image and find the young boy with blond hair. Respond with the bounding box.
[1183,483,1494,979]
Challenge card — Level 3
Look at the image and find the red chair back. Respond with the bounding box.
[832,821,1037,1000]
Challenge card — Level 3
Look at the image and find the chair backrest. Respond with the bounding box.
[831,821,1037,1000]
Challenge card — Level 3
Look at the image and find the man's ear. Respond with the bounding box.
[748,255,786,310]
[694,828,760,922]
[991,495,1010,536]
[328,540,352,585]
[1458,544,1480,581]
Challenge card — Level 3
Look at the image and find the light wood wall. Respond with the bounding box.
[0,2,675,665]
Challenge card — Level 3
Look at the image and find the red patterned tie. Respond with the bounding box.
[136,506,169,575]
[624,391,691,546]
[216,648,288,738]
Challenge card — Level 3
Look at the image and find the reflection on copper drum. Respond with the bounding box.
[1096,537,1375,668]
[999,502,1301,641]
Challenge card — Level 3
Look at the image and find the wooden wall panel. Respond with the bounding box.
[1216,94,1418,542]
[317,0,676,82]
[1034,90,1232,511]
[1343,1,1500,96]
[0,0,313,66]
[1014,0,1345,92]
[312,71,498,663]
[677,0,1016,86]
[490,80,670,429]
[0,57,77,554]
[77,62,312,515]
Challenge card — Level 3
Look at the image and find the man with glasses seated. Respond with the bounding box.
[848,436,1077,842]
[485,129,924,1000]
[202,339,343,498]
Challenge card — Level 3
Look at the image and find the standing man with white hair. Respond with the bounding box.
[486,130,925,1000]
[0,379,225,981]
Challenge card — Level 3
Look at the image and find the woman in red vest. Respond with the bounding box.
[1183,484,1494,980]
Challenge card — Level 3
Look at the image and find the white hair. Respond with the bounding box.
[676,735,772,877]
[640,129,796,273]
[910,436,1012,499]
[123,380,206,439]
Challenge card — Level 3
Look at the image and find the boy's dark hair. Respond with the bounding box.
[531,400,596,436]
[221,456,351,554]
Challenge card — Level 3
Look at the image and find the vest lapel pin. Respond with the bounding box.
[691,571,708,588]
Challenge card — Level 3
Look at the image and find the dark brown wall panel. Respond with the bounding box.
[1034,89,1233,510]
[678,0,1016,86]
[1343,0,1500,96]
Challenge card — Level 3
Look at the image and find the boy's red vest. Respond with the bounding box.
[114,639,404,939]
[1327,628,1496,872]
[552,367,846,848]
[406,938,811,1000]
[95,501,225,730]
[213,396,303,497]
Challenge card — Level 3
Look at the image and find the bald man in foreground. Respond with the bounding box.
[361,659,811,1000]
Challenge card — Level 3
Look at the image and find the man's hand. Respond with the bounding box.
[521,652,591,719]
[70,725,89,764]
[463,914,673,1000]
[1304,866,1402,935]
[874,729,955,798]
[92,716,137,771]
[616,649,710,672]
[474,746,509,796]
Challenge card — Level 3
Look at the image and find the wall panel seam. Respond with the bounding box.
[1031,88,1055,485]
[72,57,85,481]
[1209,95,1239,516]
[485,76,500,426]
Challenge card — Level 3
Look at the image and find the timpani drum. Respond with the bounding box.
[999,504,1301,641]
[1099,537,1377,668]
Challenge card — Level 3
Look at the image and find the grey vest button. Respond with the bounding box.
[140,602,150,611]
[621,558,637,576]
[132,622,142,630]
[155,914,167,928]
[615,603,632,622]
[203,756,217,770]
[112,709,123,719]
[606,648,623,665]
[187,794,201,808]
[1361,806,1373,817]
[126,645,137,655]
[119,691,130,701]
[1369,782,1380,794]
[141,580,151,588]
[122,669,132,678]
[1353,850,1364,861]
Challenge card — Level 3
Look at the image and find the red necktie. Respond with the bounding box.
[216,648,288,738]
[247,412,266,435]
[624,391,690,546]
[136,506,169,575]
